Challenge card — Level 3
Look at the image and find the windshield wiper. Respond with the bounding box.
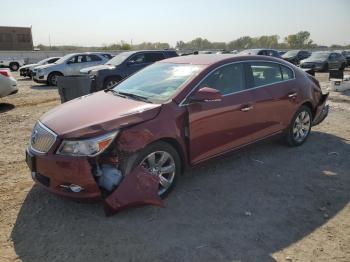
[118,91,152,103]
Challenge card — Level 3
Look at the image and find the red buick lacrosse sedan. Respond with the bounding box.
[26,55,328,212]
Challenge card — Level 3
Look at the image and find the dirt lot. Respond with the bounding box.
[0,70,350,262]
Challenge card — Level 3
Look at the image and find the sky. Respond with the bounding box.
[1,0,349,47]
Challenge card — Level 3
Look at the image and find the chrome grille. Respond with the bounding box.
[30,122,57,153]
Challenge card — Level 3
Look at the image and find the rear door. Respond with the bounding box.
[245,61,299,140]
[328,53,338,69]
[85,54,103,67]
[187,62,256,164]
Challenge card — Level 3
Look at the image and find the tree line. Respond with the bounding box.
[35,31,349,51]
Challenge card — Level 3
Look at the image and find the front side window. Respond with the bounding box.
[198,63,245,95]
[113,63,203,103]
[128,53,146,64]
[249,62,282,87]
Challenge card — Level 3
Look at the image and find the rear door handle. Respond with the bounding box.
[288,92,298,98]
[240,105,253,112]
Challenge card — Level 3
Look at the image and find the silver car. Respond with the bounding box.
[0,69,18,98]
[32,52,111,86]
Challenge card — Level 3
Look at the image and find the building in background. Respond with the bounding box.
[0,26,33,51]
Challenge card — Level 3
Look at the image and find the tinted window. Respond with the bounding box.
[249,62,282,87]
[166,51,178,58]
[102,54,113,59]
[281,65,293,80]
[128,53,146,64]
[87,55,102,62]
[146,53,165,63]
[198,63,245,95]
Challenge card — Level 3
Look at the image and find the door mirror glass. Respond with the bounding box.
[190,87,222,102]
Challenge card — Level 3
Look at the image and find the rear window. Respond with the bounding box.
[249,62,282,87]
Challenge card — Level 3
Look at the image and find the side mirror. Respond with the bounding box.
[190,87,222,102]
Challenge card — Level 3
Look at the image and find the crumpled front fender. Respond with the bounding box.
[104,166,164,216]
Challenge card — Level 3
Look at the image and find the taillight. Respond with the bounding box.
[0,70,10,77]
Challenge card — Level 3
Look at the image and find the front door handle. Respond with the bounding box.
[288,92,298,98]
[241,105,253,112]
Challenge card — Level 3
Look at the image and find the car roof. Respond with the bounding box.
[159,54,285,66]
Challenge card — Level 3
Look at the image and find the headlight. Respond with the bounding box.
[57,131,118,157]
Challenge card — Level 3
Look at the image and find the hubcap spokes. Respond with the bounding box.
[107,81,117,89]
[293,111,311,142]
[141,151,175,195]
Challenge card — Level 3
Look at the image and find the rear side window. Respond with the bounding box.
[146,53,165,63]
[87,55,102,62]
[198,63,245,95]
[281,65,294,80]
[48,58,59,63]
[165,51,178,58]
[249,62,282,87]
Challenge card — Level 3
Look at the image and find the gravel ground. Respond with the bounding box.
[0,70,349,262]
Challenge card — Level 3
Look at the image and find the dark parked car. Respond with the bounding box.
[300,51,347,71]
[82,50,178,91]
[26,55,328,213]
[282,50,311,65]
[341,50,350,66]
[238,49,282,58]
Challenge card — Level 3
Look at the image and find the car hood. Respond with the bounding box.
[20,63,38,69]
[40,91,162,138]
[80,64,116,74]
[35,63,58,70]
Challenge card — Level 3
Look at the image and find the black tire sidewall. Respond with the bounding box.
[103,76,122,90]
[48,72,61,86]
[10,63,19,71]
[123,141,181,198]
[286,106,312,146]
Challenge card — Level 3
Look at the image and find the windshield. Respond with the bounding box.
[106,51,135,66]
[54,54,74,64]
[283,50,299,58]
[112,63,203,103]
[37,57,53,65]
[309,52,330,60]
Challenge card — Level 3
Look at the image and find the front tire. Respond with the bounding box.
[124,141,181,198]
[285,106,312,146]
[48,72,62,86]
[103,76,122,90]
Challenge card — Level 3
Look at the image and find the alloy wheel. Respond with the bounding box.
[293,111,311,143]
[140,151,176,196]
[106,80,117,89]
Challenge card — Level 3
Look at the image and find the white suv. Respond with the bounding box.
[32,52,111,86]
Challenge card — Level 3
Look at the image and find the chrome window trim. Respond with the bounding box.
[29,121,58,154]
[179,60,296,107]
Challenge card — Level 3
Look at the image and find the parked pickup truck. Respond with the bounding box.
[0,58,25,71]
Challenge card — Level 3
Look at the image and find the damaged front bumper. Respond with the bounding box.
[312,93,329,126]
[26,149,164,215]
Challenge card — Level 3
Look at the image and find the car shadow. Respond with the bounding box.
[17,78,32,81]
[0,102,15,113]
[30,85,56,90]
[11,132,350,261]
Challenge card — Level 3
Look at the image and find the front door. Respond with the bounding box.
[186,62,256,164]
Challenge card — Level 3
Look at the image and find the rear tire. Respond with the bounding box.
[340,63,346,70]
[9,62,19,71]
[285,105,312,147]
[48,72,62,86]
